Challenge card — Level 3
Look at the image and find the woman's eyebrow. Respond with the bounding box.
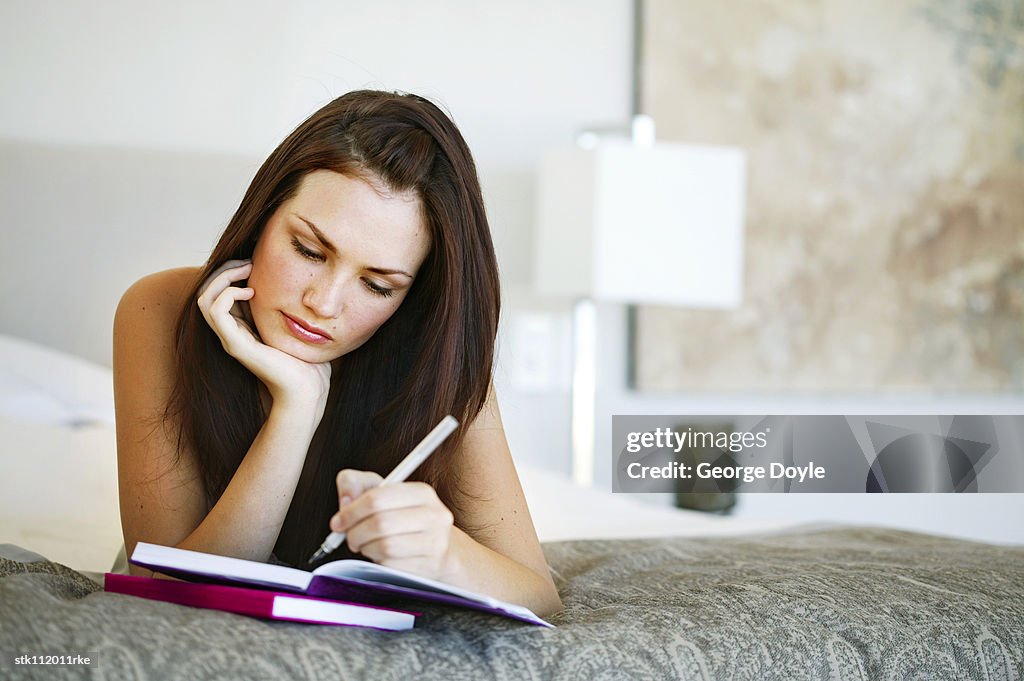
[292,213,413,279]
[293,214,338,255]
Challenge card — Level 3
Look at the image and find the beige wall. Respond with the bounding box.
[636,0,1024,393]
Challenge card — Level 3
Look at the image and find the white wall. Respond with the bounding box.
[0,1,631,170]
[0,0,632,477]
[0,0,633,292]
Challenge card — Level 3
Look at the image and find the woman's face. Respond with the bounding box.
[247,169,431,364]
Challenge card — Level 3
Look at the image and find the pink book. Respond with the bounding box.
[104,573,416,631]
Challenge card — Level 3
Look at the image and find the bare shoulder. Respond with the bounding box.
[116,267,201,330]
[113,267,202,416]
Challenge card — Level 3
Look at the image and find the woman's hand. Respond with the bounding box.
[331,469,455,579]
[197,260,332,414]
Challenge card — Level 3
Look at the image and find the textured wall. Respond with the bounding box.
[636,0,1024,393]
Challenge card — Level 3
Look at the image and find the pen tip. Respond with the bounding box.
[308,549,324,565]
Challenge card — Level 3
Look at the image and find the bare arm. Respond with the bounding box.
[438,388,563,616]
[114,266,327,575]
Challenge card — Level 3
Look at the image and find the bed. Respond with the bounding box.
[1,335,1022,680]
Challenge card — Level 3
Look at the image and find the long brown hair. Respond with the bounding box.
[165,90,500,565]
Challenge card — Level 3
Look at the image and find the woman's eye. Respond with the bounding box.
[291,237,325,262]
[363,279,395,298]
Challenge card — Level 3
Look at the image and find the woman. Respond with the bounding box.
[113,90,562,617]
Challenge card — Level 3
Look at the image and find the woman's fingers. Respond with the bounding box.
[198,259,252,300]
[209,286,258,351]
[197,261,257,351]
[342,493,442,536]
[197,261,251,317]
[199,282,252,347]
[210,281,253,319]
[356,530,438,562]
[333,480,430,528]
[330,480,454,576]
[345,504,452,556]
[333,483,451,540]
[335,470,384,506]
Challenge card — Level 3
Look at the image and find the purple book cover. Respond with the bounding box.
[304,574,548,626]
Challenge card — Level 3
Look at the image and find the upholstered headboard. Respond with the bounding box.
[0,140,260,366]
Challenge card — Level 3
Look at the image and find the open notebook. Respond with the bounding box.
[130,542,552,627]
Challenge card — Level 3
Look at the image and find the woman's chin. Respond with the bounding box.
[268,336,340,365]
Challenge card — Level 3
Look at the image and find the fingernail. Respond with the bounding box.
[340,495,352,506]
[330,514,341,531]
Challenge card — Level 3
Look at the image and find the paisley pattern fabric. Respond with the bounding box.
[1,527,1021,680]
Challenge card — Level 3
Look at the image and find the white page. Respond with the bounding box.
[132,542,313,591]
[271,596,414,630]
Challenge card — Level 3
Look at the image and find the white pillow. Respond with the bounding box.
[0,334,114,426]
[0,413,122,573]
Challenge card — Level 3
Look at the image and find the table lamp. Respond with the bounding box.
[534,117,747,485]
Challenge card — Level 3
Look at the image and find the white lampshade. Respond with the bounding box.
[534,140,746,308]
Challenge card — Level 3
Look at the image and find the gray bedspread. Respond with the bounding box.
[1,527,1022,680]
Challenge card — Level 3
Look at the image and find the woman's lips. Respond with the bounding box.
[282,312,332,344]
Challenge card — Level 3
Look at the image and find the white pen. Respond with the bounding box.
[307,414,460,565]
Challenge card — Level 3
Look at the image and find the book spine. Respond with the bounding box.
[104,573,417,630]
[105,573,275,619]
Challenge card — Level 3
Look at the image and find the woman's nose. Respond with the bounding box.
[302,275,346,319]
